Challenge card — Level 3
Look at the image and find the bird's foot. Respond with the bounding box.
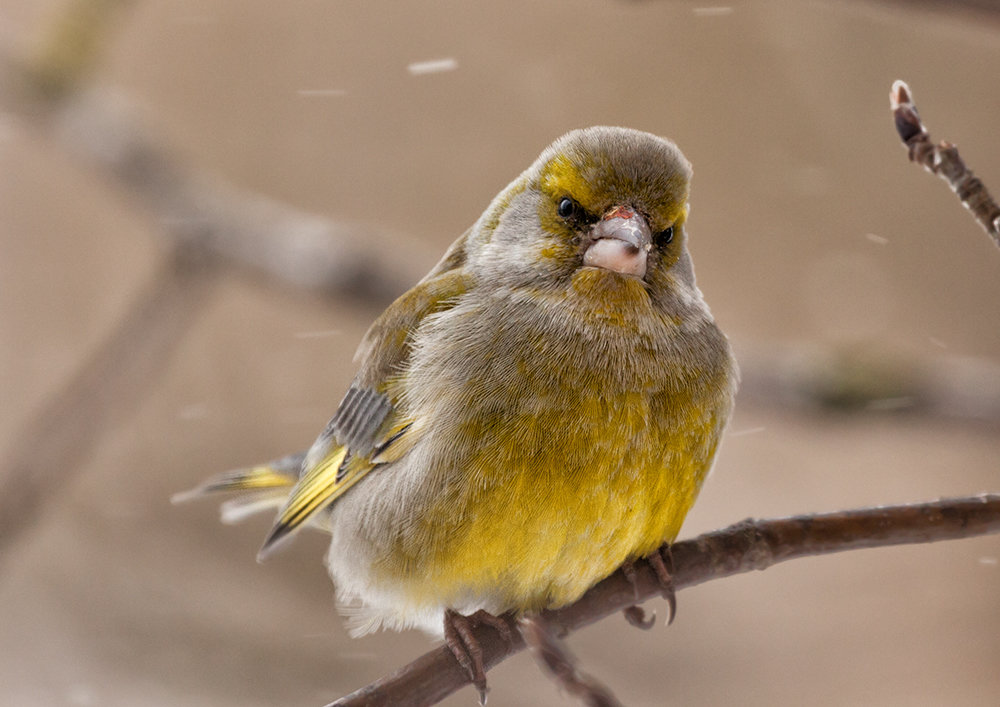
[621,545,677,628]
[621,560,656,629]
[520,613,623,707]
[443,608,516,705]
[649,544,677,624]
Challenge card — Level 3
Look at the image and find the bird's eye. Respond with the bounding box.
[657,226,675,245]
[557,197,578,219]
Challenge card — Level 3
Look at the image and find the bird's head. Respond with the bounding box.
[469,127,694,306]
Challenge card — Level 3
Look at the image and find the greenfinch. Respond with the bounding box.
[179,126,737,695]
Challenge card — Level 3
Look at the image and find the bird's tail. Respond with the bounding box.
[172,452,304,525]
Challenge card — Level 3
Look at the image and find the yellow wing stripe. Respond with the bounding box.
[259,447,379,557]
[258,415,417,557]
[277,447,350,528]
[210,466,297,492]
[171,465,296,504]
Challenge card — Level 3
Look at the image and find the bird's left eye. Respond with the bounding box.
[557,197,578,219]
[656,225,675,245]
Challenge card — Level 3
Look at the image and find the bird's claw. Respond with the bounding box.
[443,609,516,704]
[648,545,677,625]
[620,546,677,628]
[622,604,656,629]
[621,560,656,629]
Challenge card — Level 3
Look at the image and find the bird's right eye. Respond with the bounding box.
[557,197,578,219]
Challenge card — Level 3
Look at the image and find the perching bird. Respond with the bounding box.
[177,126,738,699]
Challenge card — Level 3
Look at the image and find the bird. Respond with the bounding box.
[177,125,738,700]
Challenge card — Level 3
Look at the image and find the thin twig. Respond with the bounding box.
[890,80,1000,248]
[329,494,1000,707]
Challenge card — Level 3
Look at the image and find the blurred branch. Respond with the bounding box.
[330,494,1000,707]
[891,80,1000,248]
[26,0,134,96]
[0,249,216,562]
[44,86,414,303]
[2,11,415,304]
[0,0,414,560]
[737,345,1000,428]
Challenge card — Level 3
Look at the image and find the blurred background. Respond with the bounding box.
[2,1,999,705]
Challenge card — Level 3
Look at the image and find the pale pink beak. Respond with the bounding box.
[583,206,652,278]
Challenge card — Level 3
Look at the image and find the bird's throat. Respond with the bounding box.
[569,267,650,325]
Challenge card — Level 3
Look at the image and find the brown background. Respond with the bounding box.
[2,1,999,705]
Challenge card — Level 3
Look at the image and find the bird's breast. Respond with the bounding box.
[364,284,731,612]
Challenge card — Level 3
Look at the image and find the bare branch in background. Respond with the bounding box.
[0,0,415,562]
[0,251,216,562]
[25,0,134,96]
[46,87,417,303]
[891,79,1000,248]
[3,6,418,305]
[329,495,1000,707]
[736,345,1000,428]
[6,79,416,304]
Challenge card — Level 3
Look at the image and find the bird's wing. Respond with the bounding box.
[173,233,472,553]
[257,243,473,557]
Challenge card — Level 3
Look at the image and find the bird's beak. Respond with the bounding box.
[583,205,652,278]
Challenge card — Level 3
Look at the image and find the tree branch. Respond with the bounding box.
[1,7,416,306]
[0,0,415,563]
[0,249,216,563]
[891,79,1000,248]
[25,0,134,97]
[329,494,1000,707]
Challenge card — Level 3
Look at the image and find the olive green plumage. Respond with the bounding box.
[181,126,738,637]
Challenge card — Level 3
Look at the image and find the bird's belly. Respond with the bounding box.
[326,390,716,631]
[415,456,699,611]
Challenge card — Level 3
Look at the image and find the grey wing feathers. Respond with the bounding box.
[316,385,392,457]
